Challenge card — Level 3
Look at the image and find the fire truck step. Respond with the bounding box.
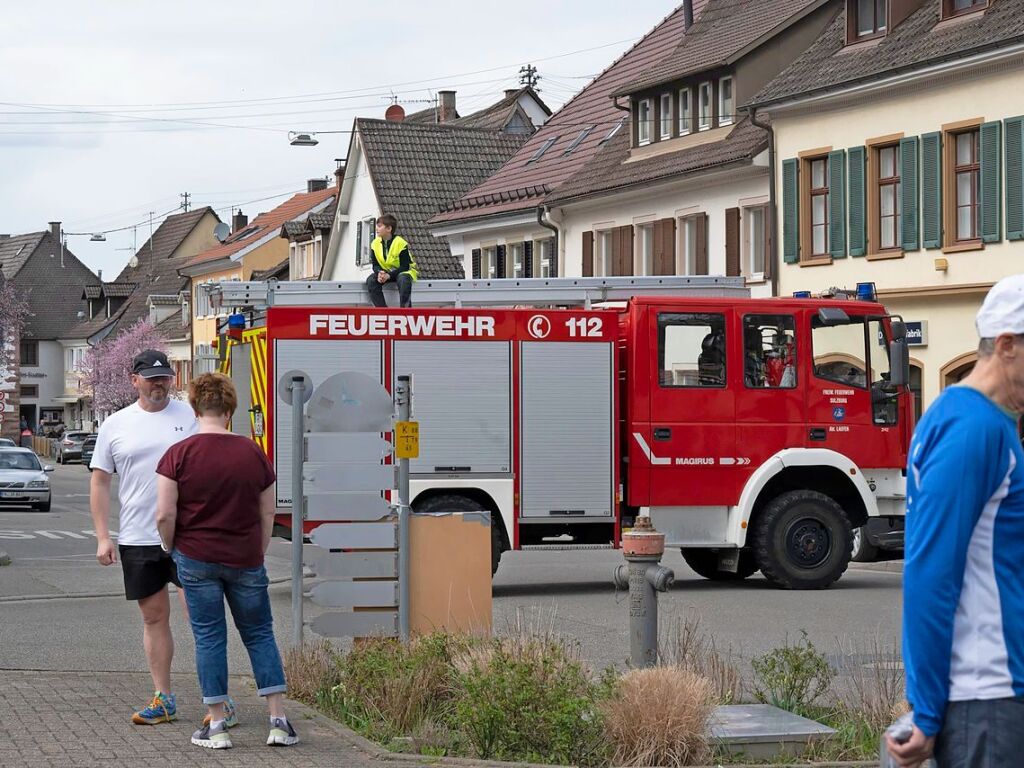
[520,544,615,551]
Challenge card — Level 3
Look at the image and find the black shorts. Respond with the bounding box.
[119,545,181,601]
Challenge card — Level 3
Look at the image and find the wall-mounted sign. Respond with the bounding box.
[878,320,927,347]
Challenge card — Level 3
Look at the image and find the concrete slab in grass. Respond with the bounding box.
[710,704,836,760]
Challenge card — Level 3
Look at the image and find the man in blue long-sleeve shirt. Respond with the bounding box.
[889,275,1024,767]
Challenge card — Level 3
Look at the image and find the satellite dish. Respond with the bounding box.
[129,255,139,269]
[214,222,230,243]
[384,104,406,123]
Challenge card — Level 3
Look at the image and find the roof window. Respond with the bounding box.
[601,117,627,145]
[527,136,560,164]
[563,126,595,155]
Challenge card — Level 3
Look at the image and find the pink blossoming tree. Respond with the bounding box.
[0,279,30,374]
[80,320,170,414]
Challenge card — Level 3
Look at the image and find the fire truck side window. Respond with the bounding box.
[658,312,726,388]
[811,316,868,389]
[742,314,797,388]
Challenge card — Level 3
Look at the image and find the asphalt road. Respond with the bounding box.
[0,463,905,683]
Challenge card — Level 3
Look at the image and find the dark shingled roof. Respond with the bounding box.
[68,207,215,341]
[0,233,45,280]
[251,257,290,282]
[546,117,767,205]
[404,88,549,132]
[101,282,136,298]
[431,2,710,225]
[82,285,102,300]
[280,203,337,240]
[612,0,824,97]
[357,119,529,277]
[750,0,1024,106]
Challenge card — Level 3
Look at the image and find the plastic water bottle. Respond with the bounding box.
[880,712,936,767]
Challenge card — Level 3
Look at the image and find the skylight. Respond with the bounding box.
[527,136,560,164]
[600,117,627,145]
[563,126,595,155]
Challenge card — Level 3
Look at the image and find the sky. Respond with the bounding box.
[0,1,677,280]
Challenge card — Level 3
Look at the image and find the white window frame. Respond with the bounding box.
[698,82,712,131]
[481,245,497,279]
[742,204,768,280]
[636,223,655,276]
[718,76,734,127]
[288,242,299,280]
[637,99,652,145]
[194,282,212,319]
[509,242,524,278]
[677,216,699,275]
[678,88,692,136]
[595,230,613,277]
[359,217,375,266]
[534,238,553,277]
[660,93,672,140]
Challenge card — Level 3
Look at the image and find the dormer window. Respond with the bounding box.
[851,0,887,39]
[678,88,692,136]
[637,99,652,145]
[942,0,987,18]
[718,77,734,127]
[698,83,712,131]
[660,93,673,140]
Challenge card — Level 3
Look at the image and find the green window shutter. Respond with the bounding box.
[980,120,1003,243]
[1007,116,1024,241]
[900,137,920,252]
[782,158,799,263]
[828,149,847,258]
[848,146,867,256]
[921,132,943,249]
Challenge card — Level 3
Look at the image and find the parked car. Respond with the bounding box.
[0,448,53,511]
[0,438,15,447]
[81,435,97,470]
[55,431,91,464]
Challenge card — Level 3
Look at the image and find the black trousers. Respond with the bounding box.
[935,697,1024,767]
[365,271,413,308]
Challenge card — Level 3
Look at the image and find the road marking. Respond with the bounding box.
[0,529,118,540]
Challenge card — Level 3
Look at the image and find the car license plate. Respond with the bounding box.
[1,491,22,498]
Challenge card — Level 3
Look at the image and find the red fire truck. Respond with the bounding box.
[212,277,911,590]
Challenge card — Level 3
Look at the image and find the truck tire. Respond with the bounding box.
[681,549,759,581]
[412,493,503,576]
[753,490,852,590]
[851,526,879,562]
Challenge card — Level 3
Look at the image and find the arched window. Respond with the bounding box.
[940,351,977,389]
[909,359,923,425]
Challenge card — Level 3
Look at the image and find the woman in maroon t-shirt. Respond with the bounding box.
[155,373,298,750]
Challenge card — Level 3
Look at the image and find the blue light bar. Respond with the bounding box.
[856,282,877,302]
[792,291,812,298]
[228,313,246,330]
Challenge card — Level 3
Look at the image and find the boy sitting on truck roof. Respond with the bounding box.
[365,214,418,308]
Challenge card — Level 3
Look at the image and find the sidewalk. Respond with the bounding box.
[0,669,383,767]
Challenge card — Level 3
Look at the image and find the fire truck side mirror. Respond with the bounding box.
[817,307,850,326]
[889,338,910,388]
[890,319,907,340]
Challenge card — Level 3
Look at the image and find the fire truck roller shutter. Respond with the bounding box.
[230,342,253,437]
[273,339,383,508]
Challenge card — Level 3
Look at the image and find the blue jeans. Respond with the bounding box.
[172,551,287,704]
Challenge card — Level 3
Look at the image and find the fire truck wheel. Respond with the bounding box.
[681,549,759,581]
[412,493,503,576]
[753,490,852,590]
[850,526,879,562]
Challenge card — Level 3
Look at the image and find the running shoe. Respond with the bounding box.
[266,716,299,746]
[131,691,177,725]
[192,719,232,749]
[202,696,238,728]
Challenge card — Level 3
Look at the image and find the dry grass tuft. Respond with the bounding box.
[602,666,715,767]
[283,639,342,705]
[833,634,907,730]
[659,615,743,704]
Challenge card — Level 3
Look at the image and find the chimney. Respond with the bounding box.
[683,0,694,30]
[232,210,248,232]
[49,221,61,241]
[438,90,457,123]
[334,159,346,187]
[307,178,329,193]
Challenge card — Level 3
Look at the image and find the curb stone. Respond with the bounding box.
[308,710,879,768]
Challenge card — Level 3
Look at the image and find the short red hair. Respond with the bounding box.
[188,373,238,417]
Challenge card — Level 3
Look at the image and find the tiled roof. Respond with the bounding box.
[612,0,824,96]
[188,187,335,267]
[431,2,709,226]
[750,0,1024,106]
[251,257,289,282]
[153,307,189,340]
[101,282,136,298]
[546,117,767,204]
[82,285,102,300]
[280,203,338,240]
[67,207,214,340]
[148,294,180,306]
[356,119,529,277]
[282,221,307,237]
[0,233,45,280]
[10,230,101,340]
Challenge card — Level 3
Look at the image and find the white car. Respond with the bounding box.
[0,448,53,511]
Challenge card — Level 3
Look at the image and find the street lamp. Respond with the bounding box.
[288,132,319,147]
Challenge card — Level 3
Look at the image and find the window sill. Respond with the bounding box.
[942,240,984,254]
[744,274,768,285]
[800,257,833,268]
[866,250,905,261]
[936,7,987,29]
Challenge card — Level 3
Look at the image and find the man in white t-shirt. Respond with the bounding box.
[90,350,212,726]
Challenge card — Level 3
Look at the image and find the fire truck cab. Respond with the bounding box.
[213,277,911,590]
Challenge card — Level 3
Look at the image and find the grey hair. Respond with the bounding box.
[978,337,997,357]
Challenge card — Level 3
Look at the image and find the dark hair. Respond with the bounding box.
[188,373,238,417]
[377,214,398,232]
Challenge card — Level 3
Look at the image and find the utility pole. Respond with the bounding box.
[519,64,541,90]
[180,192,191,212]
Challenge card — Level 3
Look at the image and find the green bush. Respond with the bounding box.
[751,631,834,717]
[450,636,609,766]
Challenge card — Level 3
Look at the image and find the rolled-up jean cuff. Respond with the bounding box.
[258,684,287,697]
[202,694,231,705]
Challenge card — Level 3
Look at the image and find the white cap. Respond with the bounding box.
[977,274,1024,338]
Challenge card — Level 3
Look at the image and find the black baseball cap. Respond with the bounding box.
[132,350,174,379]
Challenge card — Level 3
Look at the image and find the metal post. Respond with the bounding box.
[612,517,674,668]
[290,376,306,649]
[395,374,411,642]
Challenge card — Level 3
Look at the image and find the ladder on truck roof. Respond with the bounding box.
[206,276,749,310]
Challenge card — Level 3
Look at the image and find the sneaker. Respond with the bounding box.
[266,717,299,746]
[202,696,238,728]
[131,691,177,725]
[192,720,232,750]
